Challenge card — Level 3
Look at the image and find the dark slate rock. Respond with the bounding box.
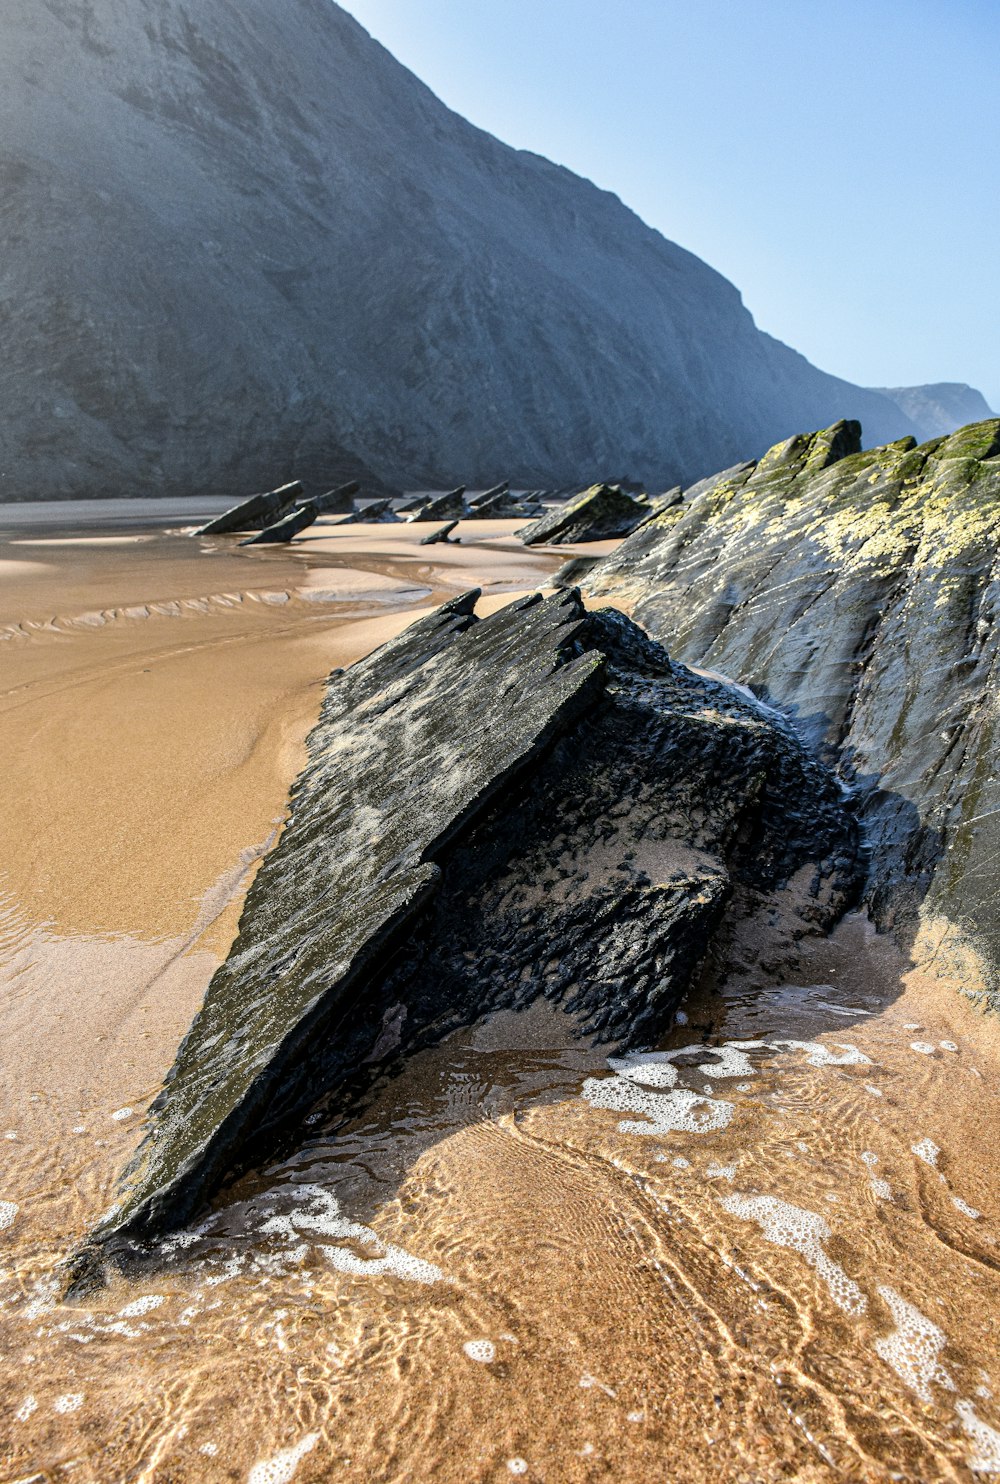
[66,588,859,1290]
[467,482,510,508]
[195,482,303,536]
[407,487,468,521]
[520,483,648,546]
[334,498,400,524]
[240,501,318,545]
[419,520,459,545]
[551,556,602,588]
[584,416,1000,1008]
[463,490,539,519]
[312,480,360,515]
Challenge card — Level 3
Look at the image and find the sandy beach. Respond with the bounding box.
[1,508,999,1483]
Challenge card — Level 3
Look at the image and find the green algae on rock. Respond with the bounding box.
[584,417,1000,1007]
[520,484,649,545]
[66,590,859,1289]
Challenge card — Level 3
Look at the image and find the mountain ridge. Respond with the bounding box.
[1,0,925,499]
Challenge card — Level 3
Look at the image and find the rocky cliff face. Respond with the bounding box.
[68,588,858,1288]
[875,384,996,441]
[2,0,918,500]
[585,418,1000,1007]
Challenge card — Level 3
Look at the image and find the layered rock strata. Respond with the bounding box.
[584,417,1000,1003]
[67,589,858,1290]
[521,484,650,545]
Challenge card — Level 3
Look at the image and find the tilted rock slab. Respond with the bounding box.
[521,484,649,545]
[312,480,361,515]
[241,501,318,545]
[585,417,1000,1005]
[196,482,303,536]
[67,589,858,1289]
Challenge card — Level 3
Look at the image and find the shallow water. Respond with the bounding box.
[1,518,999,1482]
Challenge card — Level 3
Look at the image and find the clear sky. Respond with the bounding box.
[338,0,998,412]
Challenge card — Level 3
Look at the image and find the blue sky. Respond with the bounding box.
[339,0,998,412]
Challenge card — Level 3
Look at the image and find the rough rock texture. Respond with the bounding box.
[521,484,649,545]
[334,499,399,525]
[313,480,360,515]
[240,501,317,545]
[467,483,510,508]
[585,417,1000,1005]
[196,482,303,537]
[68,589,858,1288]
[875,384,995,441]
[464,490,540,519]
[1,0,919,501]
[419,520,458,546]
[551,556,602,589]
[407,488,467,522]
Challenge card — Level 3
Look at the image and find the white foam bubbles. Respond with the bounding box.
[110,1107,133,1121]
[507,1459,528,1475]
[720,1193,867,1315]
[15,1395,37,1422]
[261,1185,444,1285]
[870,1178,892,1200]
[118,1294,164,1318]
[200,1442,219,1456]
[940,1041,959,1053]
[581,1076,733,1136]
[247,1432,318,1484]
[706,1163,736,1181]
[953,1198,982,1220]
[861,1152,879,1167]
[54,1393,84,1413]
[463,1339,496,1363]
[873,1286,953,1404]
[910,1042,936,1055]
[769,1040,870,1068]
[606,1052,678,1089]
[957,1400,1000,1474]
[912,1138,941,1168]
[0,1200,18,1231]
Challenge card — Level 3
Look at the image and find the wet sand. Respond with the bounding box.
[1,510,999,1482]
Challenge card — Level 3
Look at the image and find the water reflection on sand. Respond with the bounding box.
[1,517,998,1482]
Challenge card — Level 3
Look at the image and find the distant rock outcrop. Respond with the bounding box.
[67,589,858,1289]
[874,384,995,441]
[584,418,1000,1006]
[1,0,921,501]
[196,482,303,537]
[520,484,649,545]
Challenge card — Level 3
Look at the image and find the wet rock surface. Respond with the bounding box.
[584,417,1000,1003]
[68,589,858,1287]
[195,482,303,536]
[520,483,650,545]
[240,501,318,545]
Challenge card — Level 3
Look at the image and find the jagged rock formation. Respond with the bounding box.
[313,480,360,515]
[584,417,1000,1005]
[419,520,458,546]
[406,488,467,522]
[1,0,922,501]
[464,490,540,519]
[875,384,995,441]
[467,484,510,508]
[67,589,858,1289]
[241,501,317,545]
[196,482,303,537]
[521,484,650,545]
[334,499,399,524]
[551,556,602,589]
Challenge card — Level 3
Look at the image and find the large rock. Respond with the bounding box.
[195,482,303,536]
[67,589,858,1288]
[464,489,540,519]
[0,1,920,501]
[240,501,317,545]
[334,498,399,524]
[407,488,467,522]
[520,484,649,545]
[312,480,360,515]
[584,417,1000,1006]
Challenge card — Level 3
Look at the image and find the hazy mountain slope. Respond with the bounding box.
[874,383,996,441]
[0,0,916,499]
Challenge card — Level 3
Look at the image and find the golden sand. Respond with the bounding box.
[1,513,998,1483]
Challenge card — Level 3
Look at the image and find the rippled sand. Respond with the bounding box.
[1,510,998,1483]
